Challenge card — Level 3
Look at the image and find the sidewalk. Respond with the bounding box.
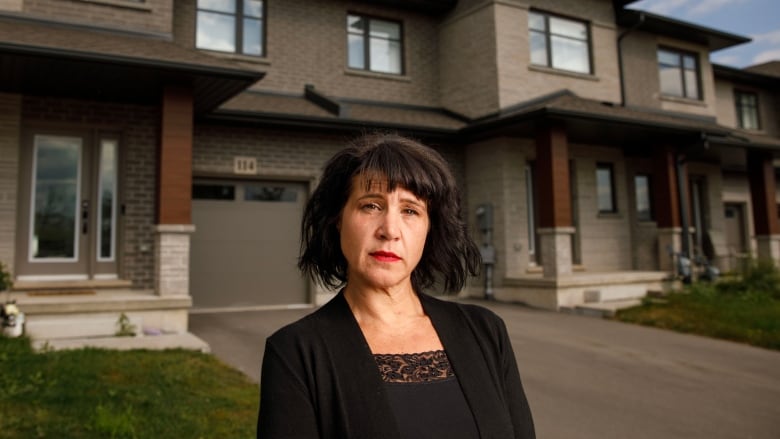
[190,298,780,439]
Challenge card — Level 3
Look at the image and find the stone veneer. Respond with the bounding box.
[154,225,195,296]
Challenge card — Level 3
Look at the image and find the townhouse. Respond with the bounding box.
[0,0,778,342]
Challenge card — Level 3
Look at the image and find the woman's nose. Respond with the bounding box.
[377,211,401,240]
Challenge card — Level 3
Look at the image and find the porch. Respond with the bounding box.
[470,270,675,314]
[5,281,207,351]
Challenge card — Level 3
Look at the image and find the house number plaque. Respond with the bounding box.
[234,156,258,175]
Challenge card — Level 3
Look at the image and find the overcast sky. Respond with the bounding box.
[630,0,780,68]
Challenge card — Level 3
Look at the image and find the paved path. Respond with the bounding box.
[190,299,780,439]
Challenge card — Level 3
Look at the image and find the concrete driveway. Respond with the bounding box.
[189,299,780,439]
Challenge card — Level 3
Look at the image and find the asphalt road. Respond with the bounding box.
[190,299,780,439]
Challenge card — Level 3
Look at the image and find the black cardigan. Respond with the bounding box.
[256,292,535,439]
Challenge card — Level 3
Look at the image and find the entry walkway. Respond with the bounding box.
[189,298,780,439]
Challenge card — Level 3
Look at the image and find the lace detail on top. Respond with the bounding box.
[374,350,454,383]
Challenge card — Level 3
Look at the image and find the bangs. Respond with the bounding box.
[352,139,445,202]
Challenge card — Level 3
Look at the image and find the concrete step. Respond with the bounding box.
[32,332,210,352]
[562,298,643,318]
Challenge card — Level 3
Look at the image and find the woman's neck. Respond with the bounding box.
[343,282,423,326]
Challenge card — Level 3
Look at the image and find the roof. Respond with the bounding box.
[463,90,780,152]
[213,88,467,136]
[713,63,780,87]
[617,9,750,51]
[0,15,264,113]
[745,61,780,78]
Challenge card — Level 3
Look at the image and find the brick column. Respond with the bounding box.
[536,120,573,277]
[747,150,780,264]
[0,93,21,276]
[653,146,682,271]
[155,86,195,296]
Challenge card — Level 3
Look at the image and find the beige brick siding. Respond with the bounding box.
[438,2,500,118]
[23,0,172,34]
[465,137,536,284]
[0,93,21,275]
[622,31,717,117]
[495,0,621,108]
[175,0,440,106]
[22,97,158,289]
[0,0,22,12]
[570,144,632,271]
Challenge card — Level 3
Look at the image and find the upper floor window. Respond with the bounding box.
[347,14,403,75]
[597,163,616,214]
[658,48,700,99]
[529,11,591,75]
[735,90,760,130]
[196,0,265,57]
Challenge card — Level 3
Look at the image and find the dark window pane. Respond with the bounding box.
[193,184,235,200]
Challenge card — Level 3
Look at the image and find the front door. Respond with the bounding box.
[16,130,120,281]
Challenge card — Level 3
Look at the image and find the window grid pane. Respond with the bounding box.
[528,11,590,74]
[347,15,402,75]
[658,48,700,99]
[197,0,263,56]
[597,165,615,213]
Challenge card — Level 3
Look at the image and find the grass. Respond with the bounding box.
[615,261,780,351]
[0,337,259,438]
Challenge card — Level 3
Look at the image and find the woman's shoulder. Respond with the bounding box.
[421,293,506,330]
[266,292,350,347]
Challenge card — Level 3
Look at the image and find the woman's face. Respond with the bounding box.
[339,177,430,293]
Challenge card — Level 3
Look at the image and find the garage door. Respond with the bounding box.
[190,179,308,309]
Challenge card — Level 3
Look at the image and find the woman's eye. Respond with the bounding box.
[403,208,418,216]
[361,203,380,211]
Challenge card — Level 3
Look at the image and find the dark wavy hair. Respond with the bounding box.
[298,133,481,294]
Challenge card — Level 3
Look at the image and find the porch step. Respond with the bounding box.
[7,290,194,346]
[32,332,210,352]
[562,299,643,318]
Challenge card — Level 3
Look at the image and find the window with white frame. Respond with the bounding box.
[658,48,700,99]
[347,14,403,75]
[597,163,616,213]
[196,0,265,56]
[734,90,760,130]
[529,11,592,74]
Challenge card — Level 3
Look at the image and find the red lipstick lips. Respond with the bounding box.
[370,251,401,262]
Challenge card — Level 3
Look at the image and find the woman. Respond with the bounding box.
[257,134,535,438]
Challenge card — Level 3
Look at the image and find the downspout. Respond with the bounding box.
[617,12,645,107]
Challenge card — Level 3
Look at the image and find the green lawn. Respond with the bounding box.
[615,262,780,351]
[0,337,259,438]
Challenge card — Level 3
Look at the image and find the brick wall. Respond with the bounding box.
[175,0,441,106]
[0,0,22,12]
[22,97,159,289]
[571,144,632,271]
[495,0,622,109]
[23,0,172,34]
[622,31,717,118]
[465,136,536,282]
[0,93,21,275]
[438,2,499,118]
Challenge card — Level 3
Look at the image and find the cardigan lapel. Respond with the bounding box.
[421,294,512,438]
[314,292,401,439]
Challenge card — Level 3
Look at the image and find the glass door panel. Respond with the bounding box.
[97,139,118,261]
[30,135,82,261]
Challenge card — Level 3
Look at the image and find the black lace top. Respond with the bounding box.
[374,350,480,438]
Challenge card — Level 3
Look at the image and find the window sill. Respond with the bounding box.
[528,65,598,82]
[659,95,705,107]
[74,0,153,12]
[597,211,622,219]
[344,69,411,83]
[197,50,271,66]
